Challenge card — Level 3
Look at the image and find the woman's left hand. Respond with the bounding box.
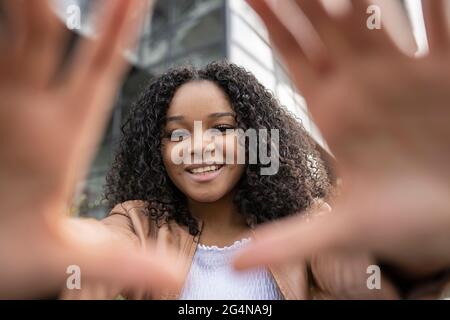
[235,0,450,279]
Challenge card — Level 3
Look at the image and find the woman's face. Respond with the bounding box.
[162,80,245,203]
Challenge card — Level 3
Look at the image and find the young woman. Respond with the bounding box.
[60,61,401,300]
[103,61,329,299]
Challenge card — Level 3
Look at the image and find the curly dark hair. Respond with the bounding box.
[104,61,331,236]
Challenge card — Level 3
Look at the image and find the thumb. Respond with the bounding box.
[61,242,184,295]
[233,204,361,270]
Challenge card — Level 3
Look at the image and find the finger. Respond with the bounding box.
[22,0,66,86]
[0,0,27,55]
[1,0,66,85]
[371,0,417,56]
[66,0,147,93]
[53,216,183,298]
[422,0,450,53]
[294,0,352,57]
[234,208,360,270]
[0,249,182,300]
[0,244,182,299]
[246,0,319,93]
[59,1,149,192]
[343,0,396,53]
[68,244,184,293]
[0,225,183,299]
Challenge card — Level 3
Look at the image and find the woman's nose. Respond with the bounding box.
[187,129,217,161]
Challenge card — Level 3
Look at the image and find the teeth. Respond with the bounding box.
[189,165,221,174]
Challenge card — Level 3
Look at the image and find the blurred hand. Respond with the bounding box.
[235,0,450,277]
[0,0,182,299]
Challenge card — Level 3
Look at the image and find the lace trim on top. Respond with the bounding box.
[197,238,251,251]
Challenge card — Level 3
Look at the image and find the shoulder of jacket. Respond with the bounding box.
[108,200,188,235]
[110,200,149,217]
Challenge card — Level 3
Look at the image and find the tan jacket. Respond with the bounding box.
[62,200,450,300]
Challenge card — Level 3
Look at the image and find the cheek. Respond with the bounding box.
[162,142,191,191]
[216,164,245,197]
[161,143,179,177]
[161,143,171,167]
[233,164,246,179]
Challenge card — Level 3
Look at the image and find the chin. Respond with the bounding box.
[187,189,227,203]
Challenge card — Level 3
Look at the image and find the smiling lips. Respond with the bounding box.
[185,164,225,182]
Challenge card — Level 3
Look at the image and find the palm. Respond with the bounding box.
[311,55,450,274]
[310,56,450,177]
[275,0,450,272]
[1,90,83,200]
[0,8,124,203]
[236,0,450,278]
[0,0,181,299]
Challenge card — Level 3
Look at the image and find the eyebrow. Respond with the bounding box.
[166,112,236,123]
[209,112,236,119]
[166,115,184,123]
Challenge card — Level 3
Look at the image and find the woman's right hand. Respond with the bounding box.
[0,0,182,299]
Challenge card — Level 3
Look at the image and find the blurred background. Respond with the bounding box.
[46,0,427,218]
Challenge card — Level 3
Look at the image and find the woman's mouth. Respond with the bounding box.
[185,164,225,182]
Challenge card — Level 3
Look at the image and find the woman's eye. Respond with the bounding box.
[214,125,235,133]
[168,129,190,141]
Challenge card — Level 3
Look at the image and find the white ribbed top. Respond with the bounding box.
[179,238,284,300]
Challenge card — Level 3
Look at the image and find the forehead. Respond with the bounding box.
[167,80,233,117]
